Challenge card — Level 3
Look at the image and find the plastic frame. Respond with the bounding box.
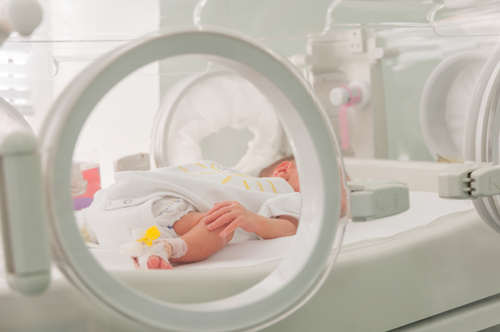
[465,45,500,233]
[39,27,343,331]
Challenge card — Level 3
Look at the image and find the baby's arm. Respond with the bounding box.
[203,201,298,239]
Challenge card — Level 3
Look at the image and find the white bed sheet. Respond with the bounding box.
[87,191,474,271]
[341,191,473,247]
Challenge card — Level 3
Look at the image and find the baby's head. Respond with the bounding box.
[260,155,349,216]
[259,155,300,192]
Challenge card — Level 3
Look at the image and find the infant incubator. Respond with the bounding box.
[2,1,500,332]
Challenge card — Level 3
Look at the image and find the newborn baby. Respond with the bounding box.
[81,156,303,269]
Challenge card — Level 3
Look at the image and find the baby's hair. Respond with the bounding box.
[259,155,295,178]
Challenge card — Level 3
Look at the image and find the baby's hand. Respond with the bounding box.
[203,201,261,237]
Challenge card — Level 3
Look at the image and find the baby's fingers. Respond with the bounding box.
[204,202,234,224]
[207,212,235,230]
[205,201,232,219]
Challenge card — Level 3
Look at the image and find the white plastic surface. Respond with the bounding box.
[39,28,343,332]
[438,162,486,199]
[0,97,42,295]
[151,70,288,175]
[348,179,409,221]
[114,153,150,172]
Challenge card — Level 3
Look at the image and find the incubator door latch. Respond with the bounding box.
[348,179,410,221]
[438,162,500,199]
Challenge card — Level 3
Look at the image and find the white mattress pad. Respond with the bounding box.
[84,191,473,271]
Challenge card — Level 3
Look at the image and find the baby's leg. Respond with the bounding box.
[172,212,207,236]
[147,212,234,269]
[171,213,234,263]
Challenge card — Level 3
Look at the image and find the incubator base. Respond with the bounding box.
[2,159,500,331]
[1,209,500,332]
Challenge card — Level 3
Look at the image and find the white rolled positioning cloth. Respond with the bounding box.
[257,192,301,220]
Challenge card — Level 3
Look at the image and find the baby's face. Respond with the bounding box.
[273,160,349,216]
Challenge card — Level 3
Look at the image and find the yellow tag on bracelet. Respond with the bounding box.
[136,226,161,246]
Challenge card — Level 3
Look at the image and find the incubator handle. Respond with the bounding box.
[0,131,50,295]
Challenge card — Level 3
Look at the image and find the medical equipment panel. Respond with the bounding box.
[304,28,497,162]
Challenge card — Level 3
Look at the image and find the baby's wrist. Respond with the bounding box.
[255,214,269,235]
[254,214,265,235]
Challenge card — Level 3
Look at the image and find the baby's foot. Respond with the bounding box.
[133,241,173,270]
[146,241,174,270]
[147,255,173,270]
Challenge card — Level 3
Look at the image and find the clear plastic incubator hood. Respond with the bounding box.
[2,27,346,332]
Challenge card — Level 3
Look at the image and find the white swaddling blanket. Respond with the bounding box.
[84,161,301,249]
[88,191,473,270]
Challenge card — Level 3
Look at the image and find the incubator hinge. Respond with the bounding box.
[438,162,500,199]
[348,179,410,222]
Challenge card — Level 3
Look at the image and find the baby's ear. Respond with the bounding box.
[272,161,291,178]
